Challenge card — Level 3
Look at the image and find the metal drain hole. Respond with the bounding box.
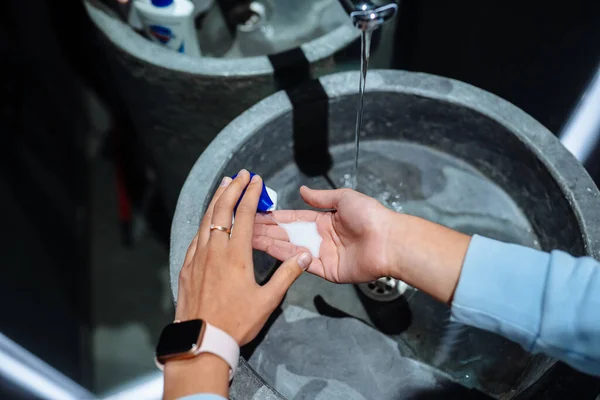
[358,277,409,302]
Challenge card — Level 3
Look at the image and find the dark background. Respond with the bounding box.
[393,0,600,136]
[0,0,598,397]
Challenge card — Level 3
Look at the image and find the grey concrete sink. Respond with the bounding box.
[84,0,359,213]
[170,70,600,399]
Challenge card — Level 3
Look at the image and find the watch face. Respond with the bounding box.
[156,320,203,358]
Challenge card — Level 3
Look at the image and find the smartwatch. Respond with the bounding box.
[155,319,239,380]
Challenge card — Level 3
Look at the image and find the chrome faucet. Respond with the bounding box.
[338,0,399,31]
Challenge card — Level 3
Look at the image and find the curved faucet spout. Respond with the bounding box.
[338,0,398,31]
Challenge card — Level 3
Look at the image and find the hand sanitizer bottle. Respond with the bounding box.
[134,0,201,56]
[232,172,278,212]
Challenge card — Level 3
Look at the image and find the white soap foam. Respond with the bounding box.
[277,221,322,258]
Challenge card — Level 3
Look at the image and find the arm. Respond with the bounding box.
[451,235,600,376]
[387,214,600,375]
[254,187,600,376]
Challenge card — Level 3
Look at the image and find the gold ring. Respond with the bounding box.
[210,224,232,234]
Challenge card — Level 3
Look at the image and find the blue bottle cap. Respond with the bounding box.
[231,172,274,213]
[151,0,174,7]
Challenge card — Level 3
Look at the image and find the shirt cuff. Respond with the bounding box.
[451,235,551,351]
[179,394,227,400]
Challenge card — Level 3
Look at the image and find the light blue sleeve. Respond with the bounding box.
[451,235,600,376]
[179,394,227,400]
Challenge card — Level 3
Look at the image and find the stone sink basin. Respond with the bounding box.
[170,70,600,399]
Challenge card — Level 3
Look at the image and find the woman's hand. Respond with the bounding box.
[166,171,313,399]
[253,186,397,283]
[175,170,312,345]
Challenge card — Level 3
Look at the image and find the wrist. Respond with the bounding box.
[164,353,229,399]
[383,212,418,278]
[386,213,471,303]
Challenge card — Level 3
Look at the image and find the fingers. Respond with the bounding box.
[231,174,263,252]
[253,223,289,241]
[300,186,349,209]
[198,177,232,244]
[254,213,277,225]
[182,234,199,266]
[260,209,319,224]
[263,253,312,302]
[252,236,307,261]
[198,176,232,244]
[210,170,252,245]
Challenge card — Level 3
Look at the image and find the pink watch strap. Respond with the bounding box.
[198,322,240,380]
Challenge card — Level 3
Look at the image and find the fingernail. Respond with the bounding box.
[220,177,232,187]
[251,174,261,183]
[297,253,312,270]
[238,169,248,176]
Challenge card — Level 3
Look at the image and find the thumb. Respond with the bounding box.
[300,186,348,209]
[264,252,313,301]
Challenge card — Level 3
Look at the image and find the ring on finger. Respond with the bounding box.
[210,224,232,234]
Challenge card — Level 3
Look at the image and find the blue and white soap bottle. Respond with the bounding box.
[134,0,201,56]
[233,172,278,213]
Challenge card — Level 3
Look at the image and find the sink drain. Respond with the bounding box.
[358,277,408,302]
